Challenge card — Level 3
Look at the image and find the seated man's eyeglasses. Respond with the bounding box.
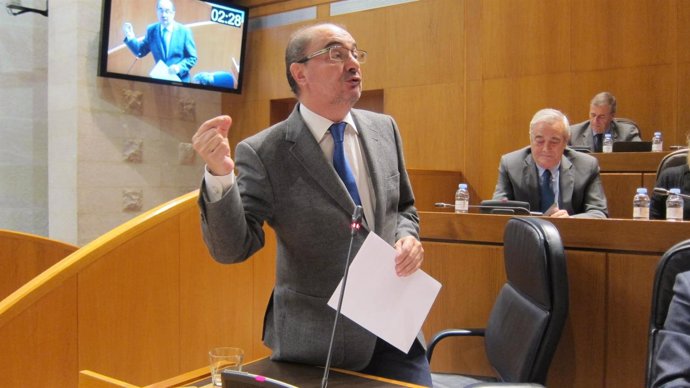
[297,45,368,64]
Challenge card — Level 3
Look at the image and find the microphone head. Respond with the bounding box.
[352,205,363,222]
[653,187,670,196]
[350,205,363,231]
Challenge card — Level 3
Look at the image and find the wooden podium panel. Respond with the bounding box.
[593,151,668,219]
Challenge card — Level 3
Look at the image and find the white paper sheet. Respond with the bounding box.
[149,60,181,82]
[327,232,442,353]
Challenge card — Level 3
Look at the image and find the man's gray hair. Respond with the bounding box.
[590,91,617,114]
[529,108,570,139]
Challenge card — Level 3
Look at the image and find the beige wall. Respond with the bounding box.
[223,0,690,205]
[0,0,222,245]
[0,8,49,235]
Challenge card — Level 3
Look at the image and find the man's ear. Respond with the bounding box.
[290,62,307,88]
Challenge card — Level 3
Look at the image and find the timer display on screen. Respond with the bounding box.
[210,4,244,28]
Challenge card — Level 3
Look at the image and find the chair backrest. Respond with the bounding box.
[645,239,690,387]
[655,149,688,178]
[484,217,569,384]
[614,117,643,139]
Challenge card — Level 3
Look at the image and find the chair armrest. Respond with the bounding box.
[426,328,486,362]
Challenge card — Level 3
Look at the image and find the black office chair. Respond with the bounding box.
[655,149,688,178]
[426,217,568,387]
[645,239,690,387]
[614,117,643,139]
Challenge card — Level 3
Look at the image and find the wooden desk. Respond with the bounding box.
[593,151,668,219]
[419,211,690,388]
[140,358,424,388]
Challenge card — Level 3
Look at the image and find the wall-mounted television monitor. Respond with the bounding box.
[98,0,248,94]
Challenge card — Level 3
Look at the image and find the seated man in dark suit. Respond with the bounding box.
[650,138,690,220]
[493,108,608,218]
[569,91,641,152]
[652,271,690,387]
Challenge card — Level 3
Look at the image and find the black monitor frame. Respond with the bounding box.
[98,0,249,94]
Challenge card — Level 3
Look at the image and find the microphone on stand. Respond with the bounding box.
[433,202,534,216]
[322,205,364,388]
[653,187,690,200]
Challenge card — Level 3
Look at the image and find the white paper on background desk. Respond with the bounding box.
[149,60,181,81]
[327,232,442,353]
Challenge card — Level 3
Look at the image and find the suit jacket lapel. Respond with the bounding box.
[352,110,382,232]
[559,155,574,211]
[285,105,355,214]
[581,122,594,148]
[522,153,541,213]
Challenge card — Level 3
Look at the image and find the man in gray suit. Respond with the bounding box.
[569,91,642,152]
[652,271,690,387]
[493,108,608,218]
[191,23,431,386]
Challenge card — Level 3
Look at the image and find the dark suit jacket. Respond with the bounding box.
[198,105,419,370]
[650,164,690,220]
[652,271,690,387]
[124,21,197,82]
[492,146,608,218]
[569,119,642,151]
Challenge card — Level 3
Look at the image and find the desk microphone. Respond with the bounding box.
[433,202,534,215]
[322,205,363,388]
[653,187,690,200]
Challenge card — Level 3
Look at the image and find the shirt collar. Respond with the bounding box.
[536,163,560,178]
[298,103,358,143]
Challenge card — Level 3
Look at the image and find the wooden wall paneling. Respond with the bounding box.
[0,280,78,387]
[599,173,643,219]
[78,219,182,386]
[678,64,690,145]
[376,0,464,89]
[407,169,464,211]
[385,84,464,171]
[680,0,690,64]
[240,26,295,102]
[643,172,658,195]
[226,98,273,151]
[480,0,571,79]
[605,253,659,388]
[570,0,674,72]
[547,250,607,388]
[422,241,503,376]
[0,231,77,300]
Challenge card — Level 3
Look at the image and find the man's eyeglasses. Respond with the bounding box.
[296,45,367,64]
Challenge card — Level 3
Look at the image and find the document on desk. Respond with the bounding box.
[327,232,442,353]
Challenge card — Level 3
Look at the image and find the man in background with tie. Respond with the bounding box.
[493,108,608,218]
[568,91,642,152]
[191,23,431,386]
[122,0,197,82]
